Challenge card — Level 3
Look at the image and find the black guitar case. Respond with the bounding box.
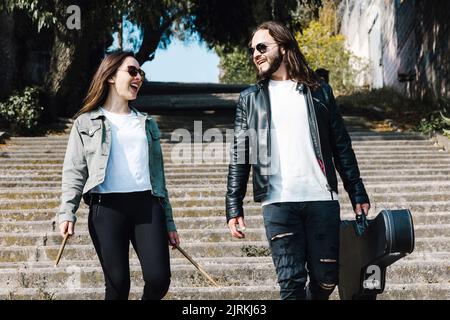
[339,209,415,300]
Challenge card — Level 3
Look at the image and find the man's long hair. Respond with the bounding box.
[251,21,319,87]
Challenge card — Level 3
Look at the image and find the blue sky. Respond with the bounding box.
[109,21,220,83]
[142,39,220,83]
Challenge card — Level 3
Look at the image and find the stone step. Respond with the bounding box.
[2,163,450,177]
[2,182,450,198]
[0,224,448,246]
[0,139,438,147]
[1,193,450,210]
[164,149,448,156]
[0,201,448,220]
[1,212,448,232]
[0,238,448,263]
[0,260,446,291]
[1,119,449,301]
[0,139,440,146]
[0,138,440,148]
[6,130,427,140]
[4,143,441,155]
[1,283,449,300]
[2,175,450,186]
[2,145,449,154]
[1,167,450,181]
[1,160,450,172]
[3,161,450,178]
[1,251,448,269]
[5,132,427,142]
[2,157,450,167]
[0,256,275,269]
[2,152,450,167]
[11,143,439,157]
[2,158,450,171]
[1,144,444,157]
[4,137,438,146]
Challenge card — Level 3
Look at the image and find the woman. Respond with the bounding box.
[58,51,179,300]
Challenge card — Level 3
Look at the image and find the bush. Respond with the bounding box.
[296,20,367,95]
[0,86,44,134]
[216,45,256,85]
[415,98,450,136]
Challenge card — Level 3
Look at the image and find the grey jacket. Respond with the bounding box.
[58,107,176,232]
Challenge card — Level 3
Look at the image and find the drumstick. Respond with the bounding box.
[54,233,70,267]
[174,244,219,287]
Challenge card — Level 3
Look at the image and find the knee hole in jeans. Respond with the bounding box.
[318,259,337,290]
[319,283,336,291]
[270,232,294,241]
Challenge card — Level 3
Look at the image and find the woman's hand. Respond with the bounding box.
[59,221,75,237]
[168,231,180,247]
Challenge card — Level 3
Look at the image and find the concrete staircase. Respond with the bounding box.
[0,109,449,300]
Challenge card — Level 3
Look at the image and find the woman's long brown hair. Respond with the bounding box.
[251,21,319,88]
[74,51,135,118]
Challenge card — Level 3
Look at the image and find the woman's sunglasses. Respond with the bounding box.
[248,42,277,56]
[119,65,146,79]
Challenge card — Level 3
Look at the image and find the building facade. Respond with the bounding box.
[339,0,449,102]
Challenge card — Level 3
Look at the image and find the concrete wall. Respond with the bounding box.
[339,0,450,102]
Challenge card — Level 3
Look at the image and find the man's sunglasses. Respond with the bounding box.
[119,65,146,79]
[248,42,277,56]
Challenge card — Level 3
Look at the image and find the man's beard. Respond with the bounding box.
[258,49,283,78]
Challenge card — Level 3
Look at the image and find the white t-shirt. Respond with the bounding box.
[92,107,152,193]
[262,79,338,206]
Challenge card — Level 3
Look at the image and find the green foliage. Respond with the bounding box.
[241,245,271,257]
[414,98,450,136]
[0,87,44,134]
[336,88,450,136]
[296,20,366,95]
[191,0,322,51]
[291,0,323,30]
[1,0,57,32]
[415,113,447,135]
[216,46,256,85]
[215,0,363,87]
[441,112,450,137]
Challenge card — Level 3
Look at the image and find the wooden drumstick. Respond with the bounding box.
[174,244,219,287]
[54,233,70,267]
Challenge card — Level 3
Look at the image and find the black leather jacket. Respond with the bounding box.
[225,79,370,222]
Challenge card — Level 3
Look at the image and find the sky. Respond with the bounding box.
[141,39,220,83]
[109,21,220,83]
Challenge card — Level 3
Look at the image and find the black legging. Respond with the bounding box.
[87,190,171,300]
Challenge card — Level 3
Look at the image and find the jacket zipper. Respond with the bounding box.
[266,85,272,195]
[305,86,333,194]
[145,120,158,197]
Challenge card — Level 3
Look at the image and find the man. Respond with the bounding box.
[225,21,370,300]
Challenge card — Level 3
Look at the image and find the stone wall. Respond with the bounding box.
[339,0,450,103]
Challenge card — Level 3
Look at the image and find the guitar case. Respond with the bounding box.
[339,209,415,300]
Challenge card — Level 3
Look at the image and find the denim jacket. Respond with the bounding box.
[58,107,176,232]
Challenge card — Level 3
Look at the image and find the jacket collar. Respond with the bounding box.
[89,107,103,120]
[89,106,152,120]
[257,78,307,93]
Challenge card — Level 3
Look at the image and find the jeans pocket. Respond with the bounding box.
[90,203,100,220]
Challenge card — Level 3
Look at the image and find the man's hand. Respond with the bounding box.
[59,221,75,237]
[227,216,246,239]
[168,231,180,247]
[355,203,370,216]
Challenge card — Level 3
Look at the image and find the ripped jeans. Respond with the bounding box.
[262,201,340,300]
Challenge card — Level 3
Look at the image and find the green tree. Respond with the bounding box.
[213,0,322,84]
[296,0,366,94]
[1,0,191,117]
[216,46,256,85]
[1,0,324,118]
